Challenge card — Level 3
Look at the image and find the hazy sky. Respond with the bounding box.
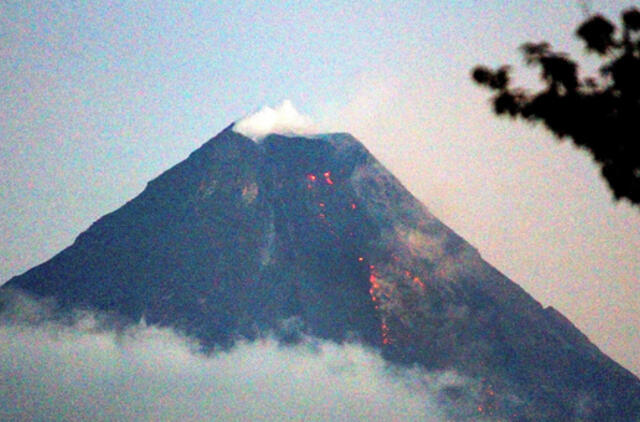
[1,0,639,380]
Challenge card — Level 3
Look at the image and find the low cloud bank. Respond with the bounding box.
[233,100,315,141]
[0,293,491,421]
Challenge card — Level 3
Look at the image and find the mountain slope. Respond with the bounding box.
[3,126,639,421]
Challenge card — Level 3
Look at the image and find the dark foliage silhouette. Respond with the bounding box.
[472,8,640,205]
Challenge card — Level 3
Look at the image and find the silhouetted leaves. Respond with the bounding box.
[520,42,551,64]
[576,15,615,54]
[471,66,493,85]
[493,91,519,116]
[472,66,510,89]
[472,8,640,205]
[622,9,640,31]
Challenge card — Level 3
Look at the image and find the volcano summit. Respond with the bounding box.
[2,120,639,420]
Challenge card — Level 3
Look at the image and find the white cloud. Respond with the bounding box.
[233,100,315,141]
[0,293,499,422]
[0,322,447,421]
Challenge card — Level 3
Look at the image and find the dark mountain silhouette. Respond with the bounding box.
[3,126,639,421]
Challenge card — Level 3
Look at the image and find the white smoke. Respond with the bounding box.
[232,100,315,141]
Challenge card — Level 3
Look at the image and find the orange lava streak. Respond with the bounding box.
[402,269,426,289]
[368,272,380,293]
[323,171,334,185]
[367,266,392,345]
[381,322,391,344]
[368,266,380,296]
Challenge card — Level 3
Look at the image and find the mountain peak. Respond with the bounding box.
[3,126,640,420]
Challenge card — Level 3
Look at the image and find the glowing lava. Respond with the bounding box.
[323,171,334,185]
[367,265,392,345]
[401,269,426,290]
[413,276,425,289]
[368,265,380,297]
[381,321,391,345]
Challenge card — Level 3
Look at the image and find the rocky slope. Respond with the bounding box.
[3,126,639,420]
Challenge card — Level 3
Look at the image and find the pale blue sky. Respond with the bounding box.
[2,0,639,376]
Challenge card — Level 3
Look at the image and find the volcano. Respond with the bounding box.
[3,124,639,421]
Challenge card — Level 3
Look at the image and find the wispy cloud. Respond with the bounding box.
[0,291,495,422]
